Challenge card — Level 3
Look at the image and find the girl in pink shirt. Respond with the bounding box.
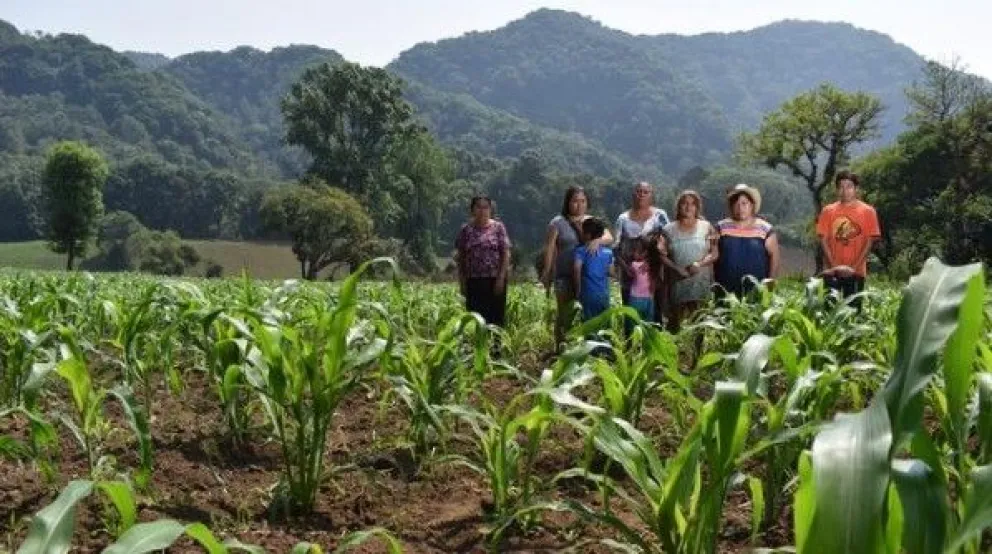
[627,237,655,324]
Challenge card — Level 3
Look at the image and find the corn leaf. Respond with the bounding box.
[735,334,776,396]
[881,257,983,448]
[976,374,992,465]
[806,399,892,554]
[942,268,986,452]
[16,479,94,554]
[944,464,992,553]
[101,520,186,554]
[331,527,404,553]
[890,458,948,554]
[95,481,137,536]
[107,383,153,489]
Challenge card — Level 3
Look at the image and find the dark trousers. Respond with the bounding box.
[825,275,866,311]
[465,277,506,327]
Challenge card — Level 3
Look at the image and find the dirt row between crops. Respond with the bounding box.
[0,354,792,553]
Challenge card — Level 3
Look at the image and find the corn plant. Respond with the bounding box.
[0,293,54,408]
[381,311,492,465]
[14,479,404,553]
[100,283,183,418]
[50,328,153,487]
[570,307,679,428]
[767,257,992,554]
[439,384,560,547]
[245,258,398,516]
[549,375,759,554]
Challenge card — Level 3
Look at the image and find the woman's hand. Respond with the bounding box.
[494,275,506,295]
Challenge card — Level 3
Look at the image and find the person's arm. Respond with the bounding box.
[658,233,688,278]
[612,214,624,249]
[587,226,614,253]
[815,210,836,273]
[572,254,583,299]
[540,222,558,291]
[851,207,882,274]
[455,226,468,295]
[688,225,720,275]
[495,223,511,294]
[766,231,781,279]
[819,236,836,272]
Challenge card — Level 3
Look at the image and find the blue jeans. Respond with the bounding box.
[628,296,654,322]
[626,295,654,333]
[580,293,610,321]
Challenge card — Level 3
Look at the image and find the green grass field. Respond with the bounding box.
[0,240,308,279]
[0,240,816,280]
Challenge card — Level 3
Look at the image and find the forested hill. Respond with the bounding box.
[647,19,923,139]
[389,9,733,175]
[390,9,929,172]
[0,20,268,175]
[0,10,947,250]
[1,11,935,181]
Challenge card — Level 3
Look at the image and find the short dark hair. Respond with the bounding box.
[470,195,492,210]
[561,186,588,218]
[835,170,860,187]
[581,217,605,239]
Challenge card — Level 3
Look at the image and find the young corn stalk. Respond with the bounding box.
[176,282,260,448]
[50,328,154,487]
[439,379,562,549]
[766,257,992,554]
[245,258,398,516]
[381,311,492,467]
[548,373,761,554]
[0,293,54,408]
[14,478,406,553]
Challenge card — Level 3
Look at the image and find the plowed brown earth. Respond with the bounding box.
[0,363,790,553]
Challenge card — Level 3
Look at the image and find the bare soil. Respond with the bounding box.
[0,361,790,553]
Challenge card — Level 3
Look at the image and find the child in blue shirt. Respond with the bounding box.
[573,217,615,321]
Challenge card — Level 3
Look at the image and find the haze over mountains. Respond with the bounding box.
[0,8,933,183]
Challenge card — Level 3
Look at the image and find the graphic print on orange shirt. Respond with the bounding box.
[831,216,863,245]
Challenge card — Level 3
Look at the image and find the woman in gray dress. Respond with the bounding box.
[659,190,719,331]
[540,186,613,351]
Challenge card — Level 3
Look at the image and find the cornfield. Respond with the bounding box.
[0,256,989,554]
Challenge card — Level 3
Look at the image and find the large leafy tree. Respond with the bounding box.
[281,61,415,204]
[260,183,374,280]
[384,129,455,272]
[737,83,883,215]
[858,61,992,273]
[41,141,109,270]
[737,83,883,271]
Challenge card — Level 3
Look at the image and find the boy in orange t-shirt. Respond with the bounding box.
[816,170,881,311]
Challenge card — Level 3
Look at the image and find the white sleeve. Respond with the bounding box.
[612,213,625,248]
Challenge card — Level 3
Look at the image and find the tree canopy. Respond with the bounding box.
[41,140,109,269]
[259,183,374,280]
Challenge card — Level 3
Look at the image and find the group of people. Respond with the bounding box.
[454,169,880,351]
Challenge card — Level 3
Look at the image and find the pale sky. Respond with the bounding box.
[3,0,990,79]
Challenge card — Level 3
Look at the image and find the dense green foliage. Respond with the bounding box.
[737,83,883,214]
[82,210,203,276]
[1,256,989,552]
[858,61,992,277]
[390,9,731,175]
[165,45,344,176]
[0,11,986,276]
[40,141,109,269]
[259,183,374,279]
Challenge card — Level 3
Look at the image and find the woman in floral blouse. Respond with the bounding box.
[455,196,512,327]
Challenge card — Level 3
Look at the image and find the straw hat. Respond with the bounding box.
[726,183,762,214]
